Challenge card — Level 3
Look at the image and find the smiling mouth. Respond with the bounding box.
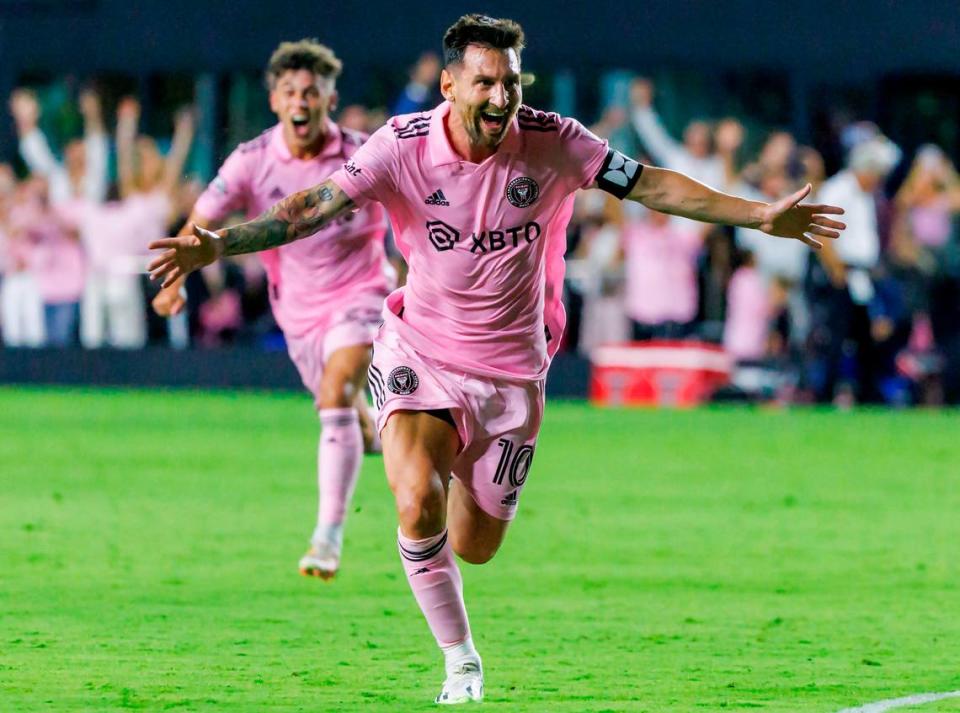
[479,109,507,133]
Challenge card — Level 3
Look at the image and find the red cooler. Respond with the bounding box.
[589,341,732,407]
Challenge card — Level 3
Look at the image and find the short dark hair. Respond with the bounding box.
[442,14,525,67]
[265,39,342,88]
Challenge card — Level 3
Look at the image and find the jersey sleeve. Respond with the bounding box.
[328,123,398,207]
[554,117,611,191]
[193,147,252,221]
[555,117,645,200]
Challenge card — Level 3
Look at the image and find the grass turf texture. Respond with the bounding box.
[2,387,959,713]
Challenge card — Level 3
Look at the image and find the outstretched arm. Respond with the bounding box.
[148,179,354,287]
[626,165,845,248]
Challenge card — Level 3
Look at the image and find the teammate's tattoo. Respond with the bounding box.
[221,180,353,256]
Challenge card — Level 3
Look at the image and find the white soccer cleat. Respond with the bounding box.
[298,540,340,580]
[435,660,483,705]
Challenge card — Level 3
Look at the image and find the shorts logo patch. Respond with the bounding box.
[387,366,419,395]
[506,176,540,208]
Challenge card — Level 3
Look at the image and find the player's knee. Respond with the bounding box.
[317,372,354,409]
[391,473,445,534]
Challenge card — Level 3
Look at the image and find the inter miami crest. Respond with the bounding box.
[506,176,540,208]
[387,366,420,395]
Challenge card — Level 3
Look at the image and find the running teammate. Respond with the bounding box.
[152,40,393,579]
[148,16,844,704]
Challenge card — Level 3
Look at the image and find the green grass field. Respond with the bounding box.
[2,386,959,712]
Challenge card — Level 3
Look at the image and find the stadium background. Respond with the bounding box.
[2,1,960,401]
[3,3,960,712]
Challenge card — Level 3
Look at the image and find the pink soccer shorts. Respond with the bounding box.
[285,290,386,402]
[368,326,544,521]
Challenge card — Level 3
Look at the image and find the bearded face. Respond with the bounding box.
[442,45,522,152]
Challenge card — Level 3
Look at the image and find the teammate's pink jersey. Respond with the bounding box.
[330,102,609,380]
[194,120,391,337]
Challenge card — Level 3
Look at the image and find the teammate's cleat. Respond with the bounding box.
[435,660,483,705]
[298,540,340,580]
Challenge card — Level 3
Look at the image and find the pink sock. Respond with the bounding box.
[398,528,471,648]
[316,408,363,535]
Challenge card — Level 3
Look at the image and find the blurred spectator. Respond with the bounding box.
[797,146,827,194]
[10,177,84,345]
[391,52,441,115]
[734,161,811,346]
[714,117,745,189]
[723,251,770,361]
[621,204,702,339]
[629,77,726,190]
[74,97,194,348]
[806,134,902,403]
[9,88,108,204]
[0,169,45,346]
[741,131,797,189]
[564,190,627,353]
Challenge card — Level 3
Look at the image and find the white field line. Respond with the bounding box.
[836,690,960,712]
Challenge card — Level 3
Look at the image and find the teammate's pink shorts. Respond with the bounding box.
[368,326,545,521]
[285,291,386,401]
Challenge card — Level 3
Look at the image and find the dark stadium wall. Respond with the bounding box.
[0,348,591,397]
[2,1,959,79]
[3,1,958,158]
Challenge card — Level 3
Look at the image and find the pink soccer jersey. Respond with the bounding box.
[329,102,612,380]
[194,120,392,337]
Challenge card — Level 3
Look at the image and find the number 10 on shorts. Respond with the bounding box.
[492,438,535,487]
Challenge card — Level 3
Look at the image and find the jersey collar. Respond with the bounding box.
[428,101,521,167]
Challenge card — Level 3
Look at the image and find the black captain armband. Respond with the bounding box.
[594,148,643,199]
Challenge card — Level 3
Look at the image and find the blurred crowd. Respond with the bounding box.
[564,78,960,406]
[3,60,960,405]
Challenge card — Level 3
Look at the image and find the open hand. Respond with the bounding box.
[148,225,223,288]
[758,184,846,249]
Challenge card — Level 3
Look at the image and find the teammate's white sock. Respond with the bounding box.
[311,522,344,551]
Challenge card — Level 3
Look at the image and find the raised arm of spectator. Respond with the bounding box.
[619,161,845,248]
[116,97,140,199]
[628,78,686,170]
[161,107,195,196]
[79,89,108,203]
[10,90,68,186]
[148,179,355,287]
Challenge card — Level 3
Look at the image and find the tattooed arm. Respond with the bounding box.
[147,179,354,287]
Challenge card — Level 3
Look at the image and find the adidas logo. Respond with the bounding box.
[269,187,285,201]
[500,490,518,507]
[424,189,450,207]
[413,567,431,575]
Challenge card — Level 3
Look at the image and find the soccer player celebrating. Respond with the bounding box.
[152,40,394,580]
[149,16,844,704]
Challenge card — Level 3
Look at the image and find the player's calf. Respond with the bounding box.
[447,480,510,565]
